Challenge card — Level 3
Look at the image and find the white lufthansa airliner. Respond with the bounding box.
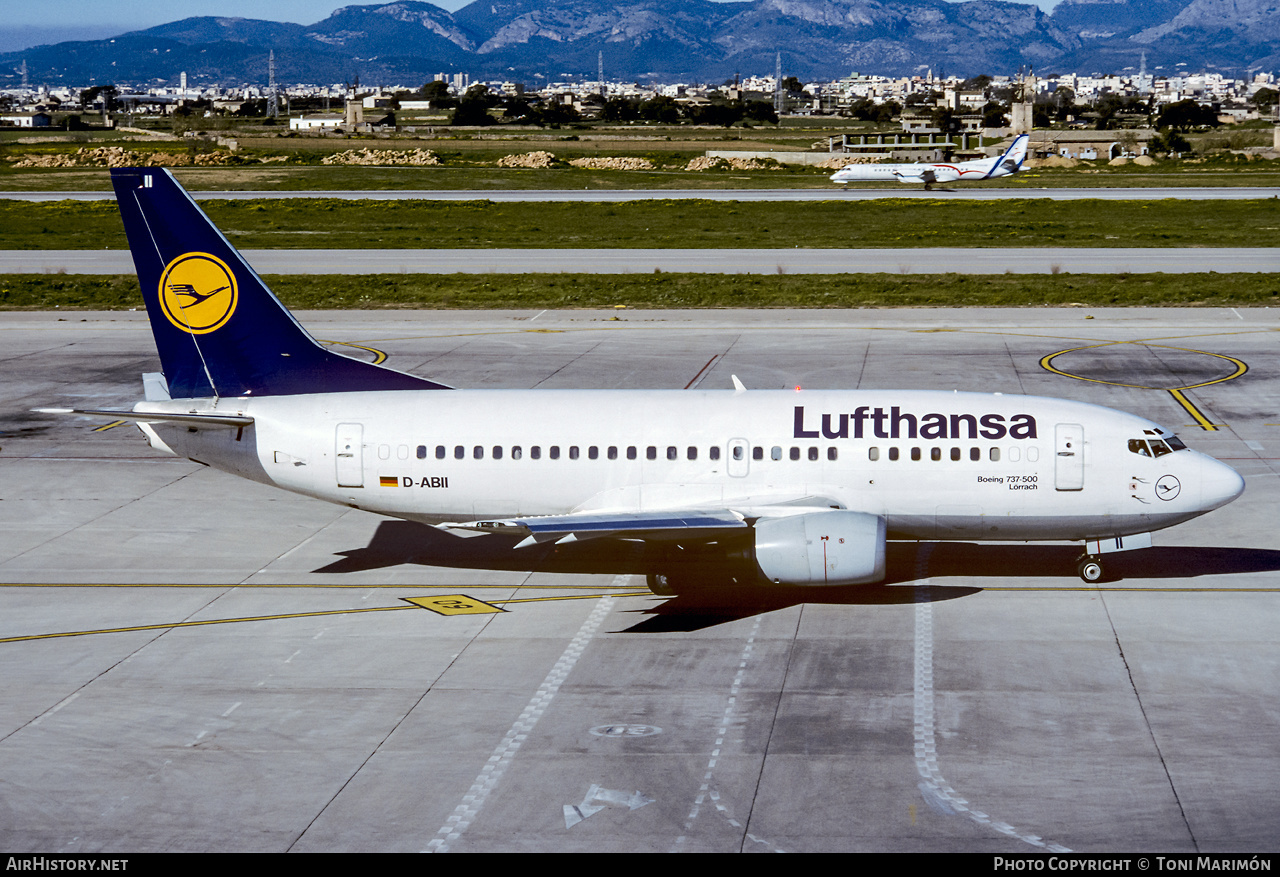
[41,168,1243,593]
[830,134,1030,189]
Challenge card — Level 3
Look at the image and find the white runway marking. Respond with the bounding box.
[914,548,1071,852]
[424,589,618,852]
[671,614,785,853]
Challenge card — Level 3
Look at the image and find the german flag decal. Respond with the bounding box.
[379,476,398,487]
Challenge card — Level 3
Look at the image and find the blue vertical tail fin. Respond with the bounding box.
[111,168,448,399]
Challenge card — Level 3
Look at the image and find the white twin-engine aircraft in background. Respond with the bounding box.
[830,133,1030,189]
[40,168,1243,594]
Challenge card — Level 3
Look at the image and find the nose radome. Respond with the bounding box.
[1200,455,1245,510]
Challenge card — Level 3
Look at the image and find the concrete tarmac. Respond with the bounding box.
[2,308,1278,852]
[4,247,1277,274]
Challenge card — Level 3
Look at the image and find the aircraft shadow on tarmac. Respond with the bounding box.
[317,521,1280,630]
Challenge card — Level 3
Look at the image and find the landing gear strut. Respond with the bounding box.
[1076,555,1104,583]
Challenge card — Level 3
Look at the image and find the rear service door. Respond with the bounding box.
[336,423,364,488]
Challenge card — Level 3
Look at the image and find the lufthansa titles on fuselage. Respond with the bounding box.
[793,405,1038,441]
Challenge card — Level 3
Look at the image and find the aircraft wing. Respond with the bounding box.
[446,508,750,548]
[445,493,849,548]
[892,168,936,185]
[34,407,254,429]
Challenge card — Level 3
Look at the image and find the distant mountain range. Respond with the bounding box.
[2,0,1276,88]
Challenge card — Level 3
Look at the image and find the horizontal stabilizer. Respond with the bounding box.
[34,407,254,428]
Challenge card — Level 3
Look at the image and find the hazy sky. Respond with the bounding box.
[3,0,1063,52]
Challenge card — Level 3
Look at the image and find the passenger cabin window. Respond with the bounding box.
[436,445,446,460]
[493,445,503,460]
[417,445,427,459]
[589,446,599,460]
[710,447,720,461]
[473,445,484,460]
[771,447,782,461]
[454,445,464,460]
[569,446,579,460]
[753,447,763,461]
[549,446,560,460]
[512,446,523,460]
[531,446,541,460]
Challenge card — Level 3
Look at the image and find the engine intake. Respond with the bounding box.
[753,510,886,585]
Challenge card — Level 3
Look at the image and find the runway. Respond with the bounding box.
[5,247,1277,274]
[2,307,1278,852]
[3,186,1279,202]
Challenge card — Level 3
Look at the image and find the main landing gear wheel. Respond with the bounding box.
[1077,556,1104,583]
[646,572,677,597]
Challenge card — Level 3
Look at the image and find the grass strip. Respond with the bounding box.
[4,273,1278,311]
[3,198,1278,250]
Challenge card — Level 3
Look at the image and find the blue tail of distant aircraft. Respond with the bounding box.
[995,133,1030,176]
[111,167,448,399]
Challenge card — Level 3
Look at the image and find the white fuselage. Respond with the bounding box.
[140,389,1244,543]
[830,157,998,185]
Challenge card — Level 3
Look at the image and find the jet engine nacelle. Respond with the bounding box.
[753,510,886,585]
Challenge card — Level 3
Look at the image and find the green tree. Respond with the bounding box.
[744,100,778,124]
[639,95,681,124]
[601,97,641,122]
[980,100,1008,127]
[1156,99,1219,131]
[533,101,580,127]
[1251,87,1277,116]
[451,97,494,126]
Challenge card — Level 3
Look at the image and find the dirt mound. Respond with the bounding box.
[497,151,560,168]
[12,146,236,168]
[567,156,655,170]
[685,156,786,171]
[321,148,440,166]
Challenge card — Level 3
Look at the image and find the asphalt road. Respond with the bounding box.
[4,247,1276,274]
[1,307,1278,852]
[3,187,1279,202]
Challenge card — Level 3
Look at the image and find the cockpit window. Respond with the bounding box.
[1129,439,1152,457]
[1130,434,1189,456]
